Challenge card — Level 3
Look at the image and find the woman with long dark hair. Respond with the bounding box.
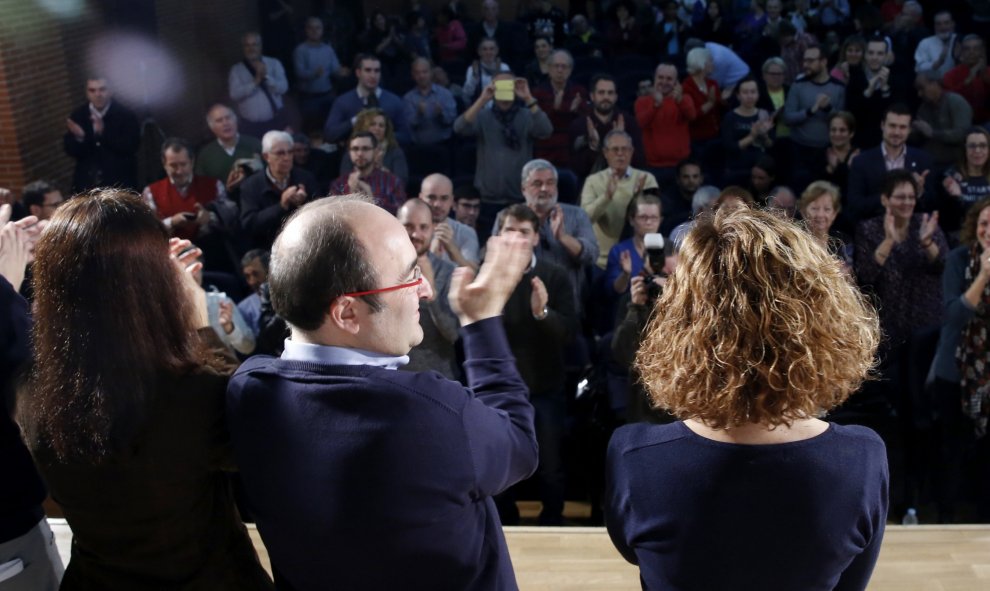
[932,197,990,522]
[18,190,272,590]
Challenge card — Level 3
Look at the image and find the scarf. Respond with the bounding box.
[492,101,521,150]
[242,59,279,116]
[956,244,990,438]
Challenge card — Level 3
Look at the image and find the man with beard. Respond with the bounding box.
[142,138,241,275]
[396,199,460,379]
[847,104,933,223]
[783,45,845,189]
[498,159,597,315]
[143,138,226,241]
[329,132,406,215]
[569,74,644,179]
[419,173,479,269]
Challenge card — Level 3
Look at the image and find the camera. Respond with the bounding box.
[642,232,667,303]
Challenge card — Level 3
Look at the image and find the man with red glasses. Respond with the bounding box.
[227,194,537,591]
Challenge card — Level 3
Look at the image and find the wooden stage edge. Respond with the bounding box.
[49,520,990,590]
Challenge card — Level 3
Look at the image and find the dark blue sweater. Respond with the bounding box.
[227,318,537,591]
[0,276,45,543]
[606,421,888,591]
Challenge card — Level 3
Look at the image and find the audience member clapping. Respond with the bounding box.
[18,191,273,589]
[942,127,990,234]
[931,197,990,522]
[329,132,406,214]
[338,108,409,183]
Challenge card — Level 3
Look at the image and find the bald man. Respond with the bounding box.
[227,195,537,591]
[397,199,460,379]
[418,173,480,269]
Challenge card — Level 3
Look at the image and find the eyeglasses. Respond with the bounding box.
[528,179,557,189]
[634,214,660,221]
[350,146,374,152]
[342,265,423,297]
[966,142,989,150]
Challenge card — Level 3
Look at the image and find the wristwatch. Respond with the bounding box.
[534,305,548,321]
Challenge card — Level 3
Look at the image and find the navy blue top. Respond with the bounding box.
[227,317,537,591]
[606,421,888,591]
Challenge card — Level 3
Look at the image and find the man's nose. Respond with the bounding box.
[418,277,434,300]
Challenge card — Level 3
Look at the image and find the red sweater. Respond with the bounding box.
[147,176,219,240]
[533,82,590,167]
[635,94,697,168]
[682,76,721,141]
[944,65,990,124]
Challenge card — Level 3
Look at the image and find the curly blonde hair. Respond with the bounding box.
[353,108,397,150]
[634,207,880,429]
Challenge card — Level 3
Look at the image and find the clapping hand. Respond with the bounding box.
[919,211,940,245]
[530,276,548,318]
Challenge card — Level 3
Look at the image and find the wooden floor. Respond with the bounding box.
[49,520,990,590]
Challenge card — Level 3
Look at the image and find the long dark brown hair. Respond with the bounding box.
[20,190,205,462]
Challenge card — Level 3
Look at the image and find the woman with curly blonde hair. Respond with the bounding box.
[338,108,409,182]
[605,207,888,590]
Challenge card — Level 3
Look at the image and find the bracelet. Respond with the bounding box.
[526,100,538,108]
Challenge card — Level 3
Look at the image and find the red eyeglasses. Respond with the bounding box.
[342,265,423,297]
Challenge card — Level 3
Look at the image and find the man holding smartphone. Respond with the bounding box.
[143,137,228,242]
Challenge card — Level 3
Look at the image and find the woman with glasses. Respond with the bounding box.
[932,197,990,522]
[942,127,990,236]
[18,190,273,589]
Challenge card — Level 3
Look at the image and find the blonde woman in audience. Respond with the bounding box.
[606,206,886,591]
[339,107,409,183]
[799,180,853,272]
[18,190,273,590]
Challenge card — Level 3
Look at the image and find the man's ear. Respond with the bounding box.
[329,296,362,336]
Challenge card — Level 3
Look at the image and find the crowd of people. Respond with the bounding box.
[2,0,990,588]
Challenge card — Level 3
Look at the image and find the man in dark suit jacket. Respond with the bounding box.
[63,77,141,193]
[238,131,319,250]
[227,195,538,591]
[846,104,934,224]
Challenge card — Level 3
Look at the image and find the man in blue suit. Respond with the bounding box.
[847,104,934,224]
[323,54,411,144]
[227,194,538,591]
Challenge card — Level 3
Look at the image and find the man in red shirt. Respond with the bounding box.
[143,138,238,273]
[943,35,990,124]
[635,63,697,191]
[142,138,225,241]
